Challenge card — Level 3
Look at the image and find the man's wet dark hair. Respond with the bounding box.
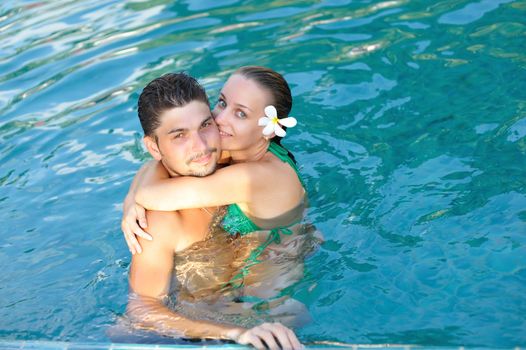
[138,72,209,137]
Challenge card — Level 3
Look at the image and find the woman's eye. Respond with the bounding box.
[236,110,247,119]
[217,99,226,108]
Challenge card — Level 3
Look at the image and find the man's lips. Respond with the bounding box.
[191,153,212,164]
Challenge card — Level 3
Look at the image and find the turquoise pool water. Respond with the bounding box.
[1,0,525,347]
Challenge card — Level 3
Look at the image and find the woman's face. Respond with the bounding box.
[212,74,274,151]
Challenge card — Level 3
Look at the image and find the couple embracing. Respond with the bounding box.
[119,66,321,349]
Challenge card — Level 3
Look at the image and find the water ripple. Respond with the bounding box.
[1,0,525,346]
[439,0,515,25]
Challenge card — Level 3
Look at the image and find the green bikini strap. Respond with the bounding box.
[222,226,294,290]
[268,142,305,188]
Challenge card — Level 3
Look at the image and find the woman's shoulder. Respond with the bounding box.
[239,152,298,185]
[263,150,303,186]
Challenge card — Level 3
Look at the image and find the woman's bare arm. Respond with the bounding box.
[121,160,169,253]
[134,161,271,211]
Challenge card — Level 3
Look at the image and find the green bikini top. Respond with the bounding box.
[221,142,306,289]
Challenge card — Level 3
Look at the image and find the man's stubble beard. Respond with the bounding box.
[162,160,217,178]
[189,162,217,177]
[161,148,219,178]
[185,147,218,177]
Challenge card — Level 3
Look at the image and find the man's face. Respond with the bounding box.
[144,100,221,177]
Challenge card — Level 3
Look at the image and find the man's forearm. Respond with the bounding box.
[126,293,245,340]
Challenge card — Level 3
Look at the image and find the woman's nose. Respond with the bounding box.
[213,107,226,124]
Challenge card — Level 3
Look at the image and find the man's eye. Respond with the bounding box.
[202,121,211,128]
[173,133,184,139]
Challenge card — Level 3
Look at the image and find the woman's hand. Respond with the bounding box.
[121,194,152,255]
[121,160,165,254]
[227,322,303,350]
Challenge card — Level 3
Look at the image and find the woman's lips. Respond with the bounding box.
[219,130,232,137]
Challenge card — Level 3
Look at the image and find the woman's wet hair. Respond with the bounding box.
[138,72,209,137]
[234,66,296,162]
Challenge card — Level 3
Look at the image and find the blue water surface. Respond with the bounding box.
[1,0,525,347]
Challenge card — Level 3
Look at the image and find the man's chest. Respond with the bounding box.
[174,208,213,251]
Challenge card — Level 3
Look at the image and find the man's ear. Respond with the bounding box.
[143,135,162,161]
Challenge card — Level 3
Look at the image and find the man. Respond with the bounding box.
[121,73,302,349]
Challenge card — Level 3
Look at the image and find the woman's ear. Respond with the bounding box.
[263,134,275,141]
[143,136,162,161]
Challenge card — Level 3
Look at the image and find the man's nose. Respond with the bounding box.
[190,132,207,152]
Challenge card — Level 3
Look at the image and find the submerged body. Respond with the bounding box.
[127,203,321,334]
[168,203,322,326]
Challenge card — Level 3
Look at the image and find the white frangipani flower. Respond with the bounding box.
[258,105,297,137]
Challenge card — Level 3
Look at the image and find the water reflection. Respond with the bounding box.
[0,0,525,346]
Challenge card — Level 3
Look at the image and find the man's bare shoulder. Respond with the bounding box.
[145,208,210,252]
[144,210,182,247]
[129,210,180,297]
